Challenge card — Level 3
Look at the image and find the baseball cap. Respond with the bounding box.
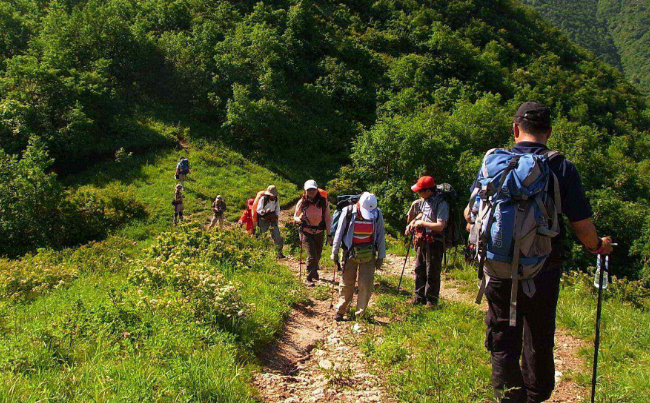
[411,176,436,192]
[514,102,551,127]
[358,192,378,220]
[304,180,318,191]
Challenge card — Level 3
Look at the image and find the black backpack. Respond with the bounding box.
[330,194,360,236]
[435,183,462,248]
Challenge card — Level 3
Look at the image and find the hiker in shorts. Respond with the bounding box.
[172,184,185,225]
[465,102,614,403]
[406,176,449,308]
[175,156,190,187]
[331,192,386,321]
[294,180,332,286]
[257,185,285,258]
[238,198,255,235]
[208,195,226,229]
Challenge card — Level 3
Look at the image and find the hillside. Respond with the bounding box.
[523,0,650,93]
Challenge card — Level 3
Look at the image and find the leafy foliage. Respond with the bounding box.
[523,0,650,94]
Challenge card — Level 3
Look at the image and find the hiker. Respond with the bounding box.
[172,184,185,225]
[331,192,386,321]
[256,185,285,258]
[294,180,332,286]
[465,102,614,403]
[405,175,449,307]
[238,198,255,235]
[175,156,190,187]
[208,195,227,229]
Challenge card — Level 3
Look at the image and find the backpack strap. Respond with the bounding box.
[508,199,528,327]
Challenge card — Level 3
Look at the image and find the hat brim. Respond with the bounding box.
[411,184,422,192]
[359,206,376,220]
[304,186,318,191]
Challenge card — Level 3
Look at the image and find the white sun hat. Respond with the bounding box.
[358,192,378,220]
[304,180,318,191]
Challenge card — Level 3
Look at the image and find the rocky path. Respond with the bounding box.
[252,257,395,403]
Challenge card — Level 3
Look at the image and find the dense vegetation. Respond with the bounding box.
[523,0,650,94]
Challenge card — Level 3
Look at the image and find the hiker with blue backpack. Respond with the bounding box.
[405,175,449,308]
[331,192,386,321]
[465,102,613,403]
[175,156,190,187]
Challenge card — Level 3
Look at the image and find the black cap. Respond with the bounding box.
[514,102,551,127]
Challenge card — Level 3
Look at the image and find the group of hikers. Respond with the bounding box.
[170,102,614,403]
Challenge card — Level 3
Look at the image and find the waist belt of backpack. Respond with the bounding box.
[302,222,326,231]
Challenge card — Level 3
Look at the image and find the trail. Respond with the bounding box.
[253,257,395,403]
[380,254,588,403]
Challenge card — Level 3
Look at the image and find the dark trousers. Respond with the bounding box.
[302,231,324,281]
[414,241,444,303]
[485,257,562,403]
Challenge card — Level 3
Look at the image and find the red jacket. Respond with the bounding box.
[238,208,254,231]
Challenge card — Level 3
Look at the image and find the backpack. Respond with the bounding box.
[470,148,562,327]
[299,189,329,231]
[434,183,463,250]
[331,194,360,236]
[177,158,190,174]
[251,190,267,225]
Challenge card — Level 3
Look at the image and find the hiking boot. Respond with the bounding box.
[277,252,286,259]
[306,281,316,287]
[334,313,345,322]
[409,297,425,306]
[425,300,438,309]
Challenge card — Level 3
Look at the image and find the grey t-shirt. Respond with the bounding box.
[407,195,450,233]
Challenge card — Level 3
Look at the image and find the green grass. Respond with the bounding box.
[444,260,650,403]
[356,273,492,402]
[0,135,306,401]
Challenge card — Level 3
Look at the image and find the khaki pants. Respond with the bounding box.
[258,219,283,253]
[178,173,186,187]
[336,255,376,317]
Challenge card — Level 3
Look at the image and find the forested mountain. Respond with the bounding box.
[1,0,649,277]
[523,0,650,94]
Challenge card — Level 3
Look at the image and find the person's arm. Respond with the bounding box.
[570,218,614,254]
[415,220,446,233]
[275,199,281,216]
[293,199,303,223]
[331,207,349,261]
[325,203,332,234]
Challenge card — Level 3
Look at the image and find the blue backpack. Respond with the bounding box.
[177,158,190,174]
[469,148,561,326]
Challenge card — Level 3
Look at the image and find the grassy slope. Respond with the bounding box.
[357,248,650,402]
[0,133,303,401]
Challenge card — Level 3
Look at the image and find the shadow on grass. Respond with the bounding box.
[375,276,413,297]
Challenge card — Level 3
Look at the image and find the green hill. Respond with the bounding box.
[523,0,650,94]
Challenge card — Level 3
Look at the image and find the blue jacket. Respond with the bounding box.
[330,204,386,261]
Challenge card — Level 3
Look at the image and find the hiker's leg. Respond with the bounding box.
[336,258,358,316]
[208,215,217,229]
[413,245,428,303]
[173,213,178,225]
[521,266,562,402]
[313,230,325,278]
[178,211,183,222]
[355,259,376,317]
[486,278,526,403]
[426,242,443,303]
[306,232,324,282]
[271,224,284,255]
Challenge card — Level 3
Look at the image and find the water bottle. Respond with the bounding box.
[593,255,608,290]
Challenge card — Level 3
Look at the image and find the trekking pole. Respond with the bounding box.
[591,245,616,403]
[397,232,414,293]
[298,229,303,281]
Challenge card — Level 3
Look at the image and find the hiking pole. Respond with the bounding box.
[397,231,414,293]
[298,229,304,281]
[591,245,616,403]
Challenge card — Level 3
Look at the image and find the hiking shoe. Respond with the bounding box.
[334,313,345,322]
[409,297,426,306]
[277,253,286,259]
[425,300,438,309]
[307,281,316,287]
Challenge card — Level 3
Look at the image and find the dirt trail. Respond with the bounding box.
[380,254,588,403]
[253,257,395,403]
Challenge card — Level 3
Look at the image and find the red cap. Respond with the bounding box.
[247,198,254,206]
[411,176,435,192]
